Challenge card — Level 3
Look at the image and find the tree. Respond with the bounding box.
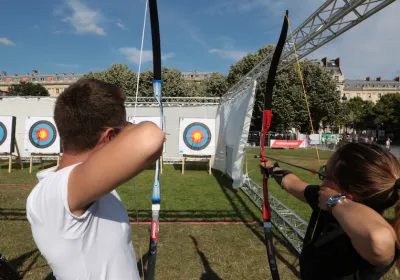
[226,45,275,130]
[200,73,228,97]
[372,93,400,126]
[80,64,137,96]
[8,81,49,96]
[226,45,275,87]
[162,68,187,97]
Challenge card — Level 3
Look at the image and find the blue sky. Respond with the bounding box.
[0,0,399,79]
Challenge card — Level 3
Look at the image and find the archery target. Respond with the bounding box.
[127,116,165,152]
[24,117,61,154]
[0,116,16,153]
[179,118,215,155]
[0,122,6,146]
[127,116,163,129]
[29,121,57,148]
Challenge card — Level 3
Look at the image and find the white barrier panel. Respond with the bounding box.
[213,81,257,188]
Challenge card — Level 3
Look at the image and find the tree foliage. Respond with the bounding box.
[372,93,400,126]
[75,60,399,134]
[225,44,340,133]
[8,81,49,96]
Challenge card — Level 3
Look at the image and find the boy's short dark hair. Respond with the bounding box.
[54,79,126,152]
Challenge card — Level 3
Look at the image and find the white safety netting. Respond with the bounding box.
[213,81,257,188]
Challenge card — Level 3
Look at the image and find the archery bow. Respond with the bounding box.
[146,0,163,279]
[259,10,289,280]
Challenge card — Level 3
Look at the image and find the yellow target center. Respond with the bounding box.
[193,132,202,142]
[38,130,47,139]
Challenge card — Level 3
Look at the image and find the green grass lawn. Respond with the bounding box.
[0,148,397,279]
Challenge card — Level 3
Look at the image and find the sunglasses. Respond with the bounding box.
[317,165,329,181]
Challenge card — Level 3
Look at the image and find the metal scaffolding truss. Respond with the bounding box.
[0,96,221,107]
[222,0,395,101]
[241,175,308,255]
[125,96,221,107]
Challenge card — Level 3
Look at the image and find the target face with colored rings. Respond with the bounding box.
[0,122,7,146]
[183,122,211,151]
[29,121,57,148]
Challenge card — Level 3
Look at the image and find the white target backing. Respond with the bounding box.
[0,116,16,154]
[127,116,163,128]
[24,117,61,154]
[127,116,165,152]
[178,118,215,156]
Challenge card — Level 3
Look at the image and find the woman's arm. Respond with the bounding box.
[318,187,397,267]
[261,161,310,203]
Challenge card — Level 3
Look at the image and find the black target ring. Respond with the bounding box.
[29,120,57,149]
[0,122,7,146]
[183,122,211,151]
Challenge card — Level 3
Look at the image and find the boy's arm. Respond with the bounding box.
[68,122,165,216]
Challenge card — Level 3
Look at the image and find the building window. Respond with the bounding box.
[40,77,44,81]
[56,88,59,94]
[357,93,360,97]
[368,93,371,99]
[334,76,339,81]
[378,93,382,98]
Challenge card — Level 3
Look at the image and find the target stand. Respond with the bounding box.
[181,155,212,175]
[0,116,23,173]
[29,153,61,173]
[0,141,23,173]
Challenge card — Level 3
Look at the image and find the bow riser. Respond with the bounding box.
[260,10,289,280]
[146,0,162,279]
[260,110,272,163]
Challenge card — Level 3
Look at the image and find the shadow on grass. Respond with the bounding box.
[211,169,301,278]
[190,235,222,280]
[0,161,55,170]
[2,249,50,279]
[1,208,258,223]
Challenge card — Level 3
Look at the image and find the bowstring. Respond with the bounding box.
[286,14,321,240]
[133,0,149,279]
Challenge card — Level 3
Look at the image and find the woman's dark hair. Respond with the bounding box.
[54,79,126,152]
[326,142,400,246]
[326,142,400,213]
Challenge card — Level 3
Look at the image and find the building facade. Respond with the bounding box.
[0,70,82,97]
[181,69,213,82]
[343,77,400,103]
[312,57,345,94]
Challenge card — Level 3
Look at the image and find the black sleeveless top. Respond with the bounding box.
[299,185,396,280]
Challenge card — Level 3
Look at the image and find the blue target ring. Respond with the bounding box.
[0,122,7,146]
[29,121,57,149]
[183,122,211,151]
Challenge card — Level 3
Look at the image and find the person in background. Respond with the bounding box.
[387,137,392,151]
[261,142,400,280]
[26,79,165,280]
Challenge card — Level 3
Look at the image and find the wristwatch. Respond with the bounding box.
[327,193,346,212]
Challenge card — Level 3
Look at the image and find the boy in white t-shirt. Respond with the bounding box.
[26,79,165,280]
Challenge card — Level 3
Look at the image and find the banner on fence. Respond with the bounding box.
[270,140,306,149]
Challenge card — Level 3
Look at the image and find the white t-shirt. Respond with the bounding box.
[26,163,140,280]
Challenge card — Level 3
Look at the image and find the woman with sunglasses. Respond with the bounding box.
[261,142,400,280]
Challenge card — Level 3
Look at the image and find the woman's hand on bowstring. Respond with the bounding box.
[318,186,340,212]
